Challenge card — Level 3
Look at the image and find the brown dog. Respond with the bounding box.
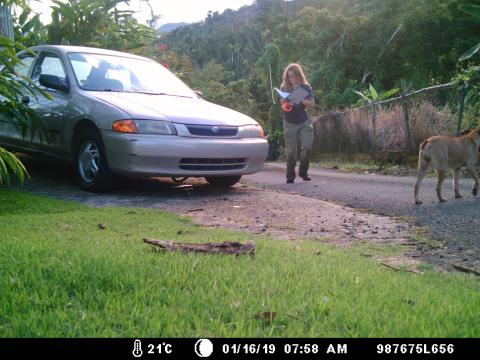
[414,129,480,204]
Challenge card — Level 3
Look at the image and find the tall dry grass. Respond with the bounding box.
[311,101,457,158]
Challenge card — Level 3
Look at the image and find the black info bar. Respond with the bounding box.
[0,338,477,359]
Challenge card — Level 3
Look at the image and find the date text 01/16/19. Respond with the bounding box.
[222,344,276,355]
[377,344,454,354]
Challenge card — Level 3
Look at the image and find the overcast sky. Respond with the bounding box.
[29,0,255,27]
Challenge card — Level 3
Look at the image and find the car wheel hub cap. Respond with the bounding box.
[79,141,99,183]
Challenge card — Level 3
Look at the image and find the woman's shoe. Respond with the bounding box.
[301,175,311,181]
[286,179,294,184]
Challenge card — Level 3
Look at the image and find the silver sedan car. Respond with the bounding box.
[0,45,268,191]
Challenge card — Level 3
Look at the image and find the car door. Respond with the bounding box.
[0,52,36,149]
[28,50,70,156]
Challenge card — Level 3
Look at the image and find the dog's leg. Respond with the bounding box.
[414,153,429,204]
[466,167,479,196]
[436,169,448,202]
[454,168,462,198]
[436,169,447,202]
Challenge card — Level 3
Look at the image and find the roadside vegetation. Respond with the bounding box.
[311,155,416,176]
[1,189,479,337]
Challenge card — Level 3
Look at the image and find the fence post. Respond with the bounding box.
[401,94,413,154]
[371,103,377,137]
[371,101,377,149]
[455,88,467,136]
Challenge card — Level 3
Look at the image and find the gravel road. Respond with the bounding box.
[243,163,480,271]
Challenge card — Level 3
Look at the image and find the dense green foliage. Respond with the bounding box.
[10,0,156,50]
[160,0,480,129]
[47,0,156,51]
[0,36,47,185]
[0,3,24,184]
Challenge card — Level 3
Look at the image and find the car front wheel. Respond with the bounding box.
[74,130,114,192]
[205,176,241,187]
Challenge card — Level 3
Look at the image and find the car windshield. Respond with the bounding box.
[67,52,195,97]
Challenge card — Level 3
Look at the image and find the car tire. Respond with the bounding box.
[205,176,241,187]
[73,129,115,192]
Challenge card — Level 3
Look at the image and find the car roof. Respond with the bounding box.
[29,45,153,62]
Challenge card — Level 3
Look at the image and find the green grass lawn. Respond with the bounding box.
[1,189,479,337]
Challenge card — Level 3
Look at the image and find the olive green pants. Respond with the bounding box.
[283,119,314,181]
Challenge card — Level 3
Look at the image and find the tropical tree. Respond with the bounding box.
[459,4,480,62]
[451,3,480,131]
[255,43,280,105]
[13,5,47,47]
[47,0,156,51]
[255,43,281,130]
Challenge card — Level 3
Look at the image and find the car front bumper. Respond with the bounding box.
[102,131,269,177]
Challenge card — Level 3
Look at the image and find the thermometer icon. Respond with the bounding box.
[132,339,143,358]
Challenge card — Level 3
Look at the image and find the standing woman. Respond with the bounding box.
[280,63,315,183]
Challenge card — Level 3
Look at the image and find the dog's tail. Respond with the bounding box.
[418,140,431,170]
[414,140,432,204]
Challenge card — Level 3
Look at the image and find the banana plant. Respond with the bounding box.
[354,83,400,105]
[47,0,155,51]
[354,84,399,139]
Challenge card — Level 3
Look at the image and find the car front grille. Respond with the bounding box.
[186,125,238,137]
[179,158,247,171]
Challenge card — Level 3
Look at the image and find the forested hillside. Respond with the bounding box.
[157,0,479,130]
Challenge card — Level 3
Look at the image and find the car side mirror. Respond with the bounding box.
[194,90,204,99]
[39,74,70,93]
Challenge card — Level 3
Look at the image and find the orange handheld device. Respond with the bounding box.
[281,102,293,112]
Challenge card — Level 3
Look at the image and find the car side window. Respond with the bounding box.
[32,52,67,88]
[14,55,35,78]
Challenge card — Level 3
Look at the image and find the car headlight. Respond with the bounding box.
[112,119,177,135]
[238,124,265,138]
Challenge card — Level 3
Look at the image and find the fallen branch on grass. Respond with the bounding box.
[380,262,423,274]
[448,263,480,276]
[143,238,255,257]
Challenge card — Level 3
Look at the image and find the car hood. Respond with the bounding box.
[91,92,258,126]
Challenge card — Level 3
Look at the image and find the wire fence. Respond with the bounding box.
[310,82,477,162]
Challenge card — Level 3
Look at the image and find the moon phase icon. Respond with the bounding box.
[194,339,213,357]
